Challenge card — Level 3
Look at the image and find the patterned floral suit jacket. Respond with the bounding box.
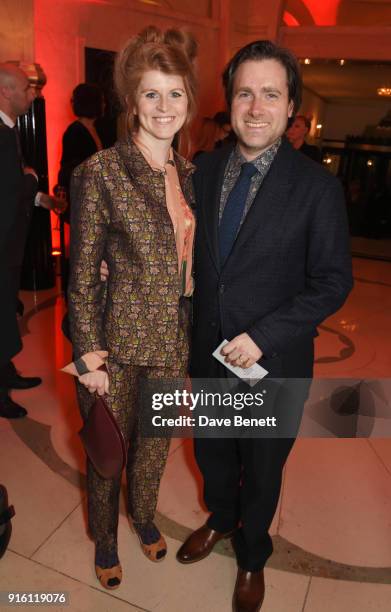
[68,138,195,368]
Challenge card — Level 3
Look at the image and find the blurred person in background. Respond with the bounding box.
[0,62,65,419]
[57,83,106,300]
[213,110,236,148]
[192,116,225,159]
[58,83,105,223]
[286,114,320,162]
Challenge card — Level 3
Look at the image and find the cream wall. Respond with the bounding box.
[299,87,327,143]
[33,0,227,191]
[322,99,391,140]
[0,0,34,62]
[280,25,391,61]
[3,0,391,191]
[299,92,390,144]
[230,0,284,53]
[33,0,289,191]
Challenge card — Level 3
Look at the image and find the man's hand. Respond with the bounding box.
[39,193,68,214]
[24,166,38,180]
[221,333,262,369]
[100,259,109,282]
[52,195,68,214]
[52,185,68,213]
[78,370,109,396]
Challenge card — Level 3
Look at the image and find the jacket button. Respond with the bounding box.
[210,321,216,327]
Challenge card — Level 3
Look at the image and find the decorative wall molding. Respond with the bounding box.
[0,0,34,62]
[77,0,221,29]
[232,0,284,41]
[233,24,269,36]
[279,25,391,60]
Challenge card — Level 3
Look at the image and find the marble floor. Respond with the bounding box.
[0,256,390,611]
[351,237,391,262]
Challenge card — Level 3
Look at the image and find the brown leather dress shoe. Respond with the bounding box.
[176,524,235,564]
[0,485,15,559]
[0,395,27,419]
[232,568,265,612]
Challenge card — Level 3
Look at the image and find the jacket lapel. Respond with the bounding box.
[115,139,195,210]
[226,138,295,264]
[200,145,233,274]
[114,138,166,208]
[174,150,196,209]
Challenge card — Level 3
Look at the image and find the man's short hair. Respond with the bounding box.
[294,114,311,131]
[222,40,302,120]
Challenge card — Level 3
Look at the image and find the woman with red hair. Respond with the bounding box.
[68,26,197,589]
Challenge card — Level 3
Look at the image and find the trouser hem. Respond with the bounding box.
[206,514,238,533]
[236,559,268,572]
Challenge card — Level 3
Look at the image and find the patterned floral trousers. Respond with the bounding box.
[76,358,188,555]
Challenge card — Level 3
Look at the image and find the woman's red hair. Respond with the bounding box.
[114,26,198,135]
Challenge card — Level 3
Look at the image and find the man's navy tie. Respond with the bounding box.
[219,162,257,266]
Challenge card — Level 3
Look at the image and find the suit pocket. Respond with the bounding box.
[259,354,283,378]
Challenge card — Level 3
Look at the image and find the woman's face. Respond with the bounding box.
[133,70,188,146]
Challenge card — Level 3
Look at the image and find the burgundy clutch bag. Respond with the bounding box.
[79,395,126,479]
[78,365,126,479]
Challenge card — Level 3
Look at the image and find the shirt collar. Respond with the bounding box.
[232,137,281,173]
[0,110,15,128]
[132,136,174,173]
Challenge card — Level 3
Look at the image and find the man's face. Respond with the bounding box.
[230,59,294,160]
[9,72,35,118]
[286,117,308,145]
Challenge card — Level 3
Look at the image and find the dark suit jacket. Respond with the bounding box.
[191,137,353,379]
[0,118,38,365]
[299,141,321,163]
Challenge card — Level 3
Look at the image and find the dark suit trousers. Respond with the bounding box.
[194,435,295,571]
[193,358,300,572]
[0,265,22,371]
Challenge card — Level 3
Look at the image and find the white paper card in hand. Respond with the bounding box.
[212,339,269,387]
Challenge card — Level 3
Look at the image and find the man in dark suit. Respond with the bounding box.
[286,114,321,162]
[176,41,353,611]
[0,63,61,419]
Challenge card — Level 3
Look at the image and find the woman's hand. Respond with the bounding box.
[100,259,109,282]
[78,370,109,396]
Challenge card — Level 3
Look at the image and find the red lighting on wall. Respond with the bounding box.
[34,1,74,252]
[285,0,341,26]
[300,0,340,25]
[283,11,300,26]
[304,0,341,25]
